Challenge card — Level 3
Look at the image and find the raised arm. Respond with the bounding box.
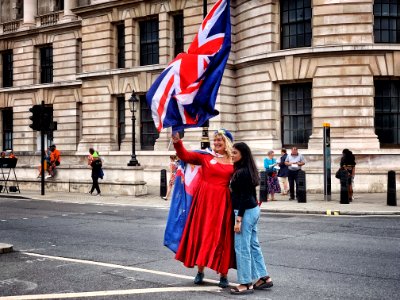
[172,133,204,165]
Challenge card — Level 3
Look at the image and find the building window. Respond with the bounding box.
[374,0,400,43]
[140,95,159,150]
[16,0,23,19]
[117,23,125,68]
[2,108,13,151]
[76,38,82,73]
[140,18,159,66]
[280,0,312,49]
[2,50,13,88]
[174,13,184,57]
[117,96,125,150]
[55,0,64,11]
[281,83,312,147]
[374,80,400,146]
[40,46,53,83]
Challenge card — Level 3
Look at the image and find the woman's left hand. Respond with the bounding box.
[234,221,241,233]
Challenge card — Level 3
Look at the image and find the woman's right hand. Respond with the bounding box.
[171,132,180,143]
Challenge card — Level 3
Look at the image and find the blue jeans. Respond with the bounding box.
[234,206,269,284]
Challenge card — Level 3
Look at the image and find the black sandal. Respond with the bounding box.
[230,283,254,295]
[253,276,273,290]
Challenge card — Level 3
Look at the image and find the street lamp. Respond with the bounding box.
[127,91,140,166]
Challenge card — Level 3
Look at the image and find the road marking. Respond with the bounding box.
[21,252,225,285]
[0,286,222,300]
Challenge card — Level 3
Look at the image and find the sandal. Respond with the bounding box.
[230,283,254,295]
[253,276,273,290]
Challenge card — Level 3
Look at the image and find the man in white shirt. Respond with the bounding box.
[284,147,306,200]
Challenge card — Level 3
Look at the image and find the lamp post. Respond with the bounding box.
[127,91,140,166]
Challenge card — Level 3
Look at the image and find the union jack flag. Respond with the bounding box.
[146,0,231,132]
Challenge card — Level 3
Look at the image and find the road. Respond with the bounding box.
[0,197,399,299]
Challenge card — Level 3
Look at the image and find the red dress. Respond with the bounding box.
[174,140,235,274]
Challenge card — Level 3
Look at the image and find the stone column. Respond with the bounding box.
[62,0,77,21]
[22,0,37,28]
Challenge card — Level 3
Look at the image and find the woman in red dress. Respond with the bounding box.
[171,129,235,288]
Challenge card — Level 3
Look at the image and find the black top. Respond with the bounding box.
[230,168,258,217]
[91,159,102,178]
[278,153,289,177]
[340,154,356,167]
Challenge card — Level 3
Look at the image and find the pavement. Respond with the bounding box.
[0,187,398,216]
[1,188,399,252]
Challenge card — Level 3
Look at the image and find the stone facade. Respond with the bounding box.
[0,0,399,194]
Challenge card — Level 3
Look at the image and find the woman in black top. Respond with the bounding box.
[340,149,356,202]
[230,142,273,295]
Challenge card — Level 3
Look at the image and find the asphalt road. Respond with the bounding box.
[0,198,399,300]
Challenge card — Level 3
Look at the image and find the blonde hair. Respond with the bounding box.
[213,132,233,158]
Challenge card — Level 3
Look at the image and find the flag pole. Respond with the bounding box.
[201,0,210,150]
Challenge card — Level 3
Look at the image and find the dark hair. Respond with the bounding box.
[89,148,95,154]
[341,148,356,165]
[233,142,260,186]
[281,148,287,153]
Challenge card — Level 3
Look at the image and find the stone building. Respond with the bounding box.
[0,0,399,194]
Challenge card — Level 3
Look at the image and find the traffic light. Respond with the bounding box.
[29,105,42,131]
[41,106,53,131]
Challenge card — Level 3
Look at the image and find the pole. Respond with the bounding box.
[323,123,331,201]
[387,171,397,206]
[40,101,45,195]
[201,0,210,150]
[127,112,140,166]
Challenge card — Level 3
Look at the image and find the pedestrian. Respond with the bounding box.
[171,129,235,288]
[89,151,103,196]
[6,150,16,159]
[230,142,273,295]
[38,147,51,178]
[340,148,356,202]
[285,147,306,200]
[47,144,61,178]
[87,148,99,166]
[263,150,280,201]
[277,148,289,195]
[162,154,179,201]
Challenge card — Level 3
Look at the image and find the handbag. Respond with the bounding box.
[335,168,342,179]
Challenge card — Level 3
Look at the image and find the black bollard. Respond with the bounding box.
[160,169,167,197]
[259,171,267,203]
[339,168,349,204]
[297,170,307,203]
[387,170,397,206]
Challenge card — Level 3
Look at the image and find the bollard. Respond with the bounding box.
[297,170,307,203]
[160,169,167,197]
[339,168,349,204]
[387,170,397,206]
[259,171,267,203]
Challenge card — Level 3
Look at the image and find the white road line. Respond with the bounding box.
[21,252,224,285]
[0,286,222,300]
